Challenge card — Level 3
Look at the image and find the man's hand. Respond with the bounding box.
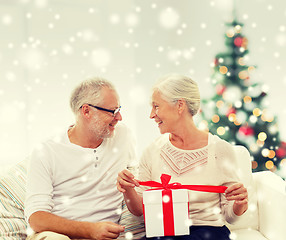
[117,169,139,193]
[225,182,248,216]
[90,222,125,240]
[29,211,124,239]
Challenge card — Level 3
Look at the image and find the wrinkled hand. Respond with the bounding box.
[225,183,248,216]
[117,169,139,193]
[90,222,125,240]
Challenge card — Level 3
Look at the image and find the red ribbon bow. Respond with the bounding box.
[138,174,227,193]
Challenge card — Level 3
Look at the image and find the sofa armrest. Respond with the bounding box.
[253,171,286,240]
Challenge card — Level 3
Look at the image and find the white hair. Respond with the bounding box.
[70,77,116,116]
[153,73,201,116]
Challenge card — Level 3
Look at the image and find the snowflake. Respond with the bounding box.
[116,208,122,215]
[201,23,207,29]
[248,203,257,212]
[162,195,170,203]
[184,218,193,227]
[129,86,147,105]
[151,4,157,9]
[26,227,35,236]
[125,232,133,240]
[81,175,88,182]
[2,14,12,25]
[229,232,237,240]
[110,14,120,24]
[54,14,60,20]
[6,72,16,82]
[91,48,111,67]
[62,44,73,55]
[159,8,180,29]
[34,0,48,8]
[125,13,139,27]
[26,13,32,19]
[276,33,286,46]
[157,212,163,220]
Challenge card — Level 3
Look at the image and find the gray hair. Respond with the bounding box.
[153,73,200,116]
[70,77,116,115]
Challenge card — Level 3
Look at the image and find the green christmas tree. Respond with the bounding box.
[200,18,286,177]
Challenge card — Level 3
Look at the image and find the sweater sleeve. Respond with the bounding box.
[215,139,241,224]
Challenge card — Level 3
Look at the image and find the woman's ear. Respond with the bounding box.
[177,99,186,114]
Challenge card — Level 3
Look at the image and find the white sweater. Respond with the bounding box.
[25,123,137,224]
[138,133,240,226]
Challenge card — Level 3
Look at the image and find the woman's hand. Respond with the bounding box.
[225,182,248,216]
[117,169,140,193]
[117,170,143,216]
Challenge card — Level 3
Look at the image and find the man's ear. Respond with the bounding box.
[177,99,186,114]
[81,105,91,119]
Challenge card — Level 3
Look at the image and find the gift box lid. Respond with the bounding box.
[143,189,188,205]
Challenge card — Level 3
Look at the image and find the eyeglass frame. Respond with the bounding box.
[81,103,121,117]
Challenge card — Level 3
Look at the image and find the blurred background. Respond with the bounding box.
[0,0,285,175]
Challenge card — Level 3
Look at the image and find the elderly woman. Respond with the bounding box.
[117,74,248,240]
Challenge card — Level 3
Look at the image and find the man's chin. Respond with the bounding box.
[102,129,115,138]
[104,132,114,138]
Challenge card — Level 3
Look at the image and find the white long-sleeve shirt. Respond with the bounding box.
[138,133,240,226]
[25,123,137,223]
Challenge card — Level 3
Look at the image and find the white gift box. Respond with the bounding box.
[143,189,190,237]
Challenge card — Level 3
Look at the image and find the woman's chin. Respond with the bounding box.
[158,126,166,134]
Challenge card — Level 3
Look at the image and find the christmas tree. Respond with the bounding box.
[200,18,286,177]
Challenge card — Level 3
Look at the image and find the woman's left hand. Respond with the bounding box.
[225,183,248,216]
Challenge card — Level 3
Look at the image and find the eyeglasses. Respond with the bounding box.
[82,104,121,117]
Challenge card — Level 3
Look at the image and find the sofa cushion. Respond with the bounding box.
[231,229,268,240]
[118,202,145,240]
[0,159,27,239]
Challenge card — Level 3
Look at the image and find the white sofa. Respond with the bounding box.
[1,146,286,240]
[225,146,286,240]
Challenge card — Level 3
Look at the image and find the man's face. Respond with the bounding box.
[89,87,122,139]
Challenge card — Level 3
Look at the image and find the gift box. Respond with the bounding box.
[139,174,227,238]
[143,188,190,237]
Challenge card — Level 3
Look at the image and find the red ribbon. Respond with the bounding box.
[138,174,227,193]
[140,174,227,236]
[162,189,174,236]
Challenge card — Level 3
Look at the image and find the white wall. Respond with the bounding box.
[0,0,285,171]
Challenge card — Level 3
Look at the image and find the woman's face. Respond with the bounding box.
[150,90,179,134]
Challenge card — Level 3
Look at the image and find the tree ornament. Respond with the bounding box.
[260,92,267,97]
[238,125,254,136]
[242,37,248,48]
[226,107,236,117]
[214,58,219,66]
[276,142,286,158]
[234,36,243,47]
[216,84,226,95]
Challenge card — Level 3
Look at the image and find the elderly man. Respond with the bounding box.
[25,77,136,240]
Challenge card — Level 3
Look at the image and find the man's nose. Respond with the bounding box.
[115,111,122,121]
